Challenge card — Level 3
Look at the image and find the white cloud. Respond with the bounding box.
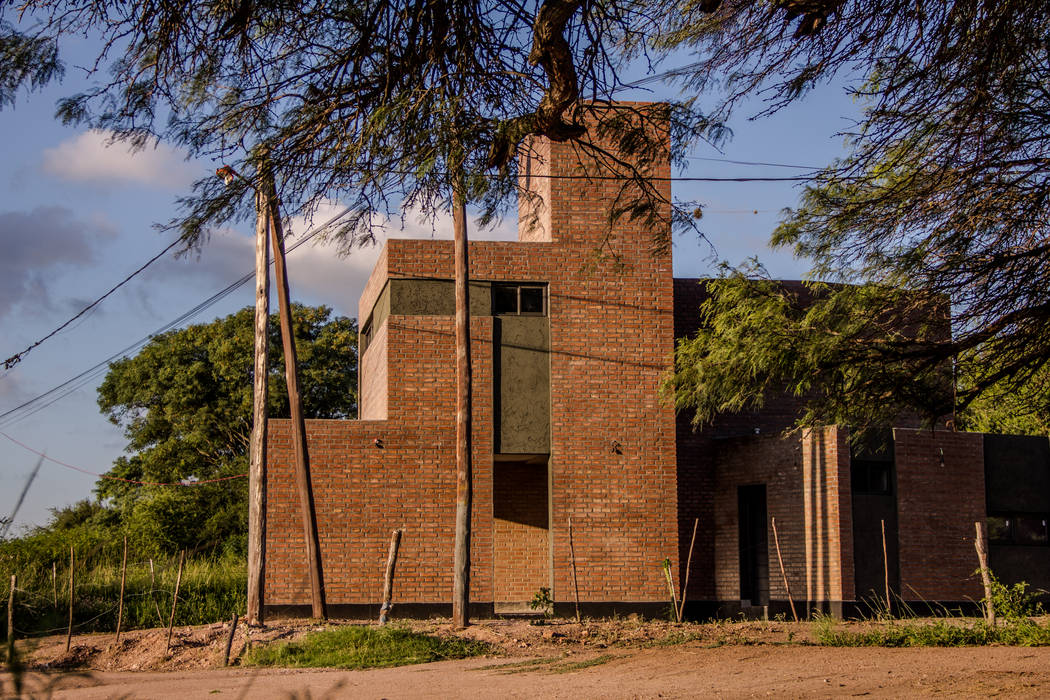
[41,130,196,189]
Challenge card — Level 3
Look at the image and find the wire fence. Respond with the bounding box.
[3,546,245,641]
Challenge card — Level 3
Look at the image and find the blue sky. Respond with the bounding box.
[0,39,862,532]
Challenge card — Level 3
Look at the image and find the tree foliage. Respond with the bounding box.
[2,1,721,254]
[663,1,1050,429]
[93,304,356,555]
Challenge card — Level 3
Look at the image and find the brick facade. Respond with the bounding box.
[265,103,1008,618]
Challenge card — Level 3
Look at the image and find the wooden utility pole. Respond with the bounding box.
[247,187,271,626]
[265,175,326,620]
[975,520,995,625]
[451,183,473,629]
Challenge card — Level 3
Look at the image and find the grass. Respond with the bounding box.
[242,625,491,670]
[2,553,246,639]
[814,615,1050,647]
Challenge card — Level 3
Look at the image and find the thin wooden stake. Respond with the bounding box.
[223,613,239,666]
[247,187,270,627]
[266,177,326,620]
[662,558,680,622]
[115,536,128,642]
[379,529,403,625]
[770,517,798,623]
[65,546,74,653]
[451,181,473,630]
[975,521,995,626]
[7,574,15,664]
[677,518,698,623]
[568,517,581,624]
[166,551,185,654]
[881,519,891,614]
[150,558,163,627]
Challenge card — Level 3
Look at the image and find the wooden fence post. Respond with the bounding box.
[379,529,403,625]
[65,546,74,653]
[166,551,185,654]
[770,517,798,623]
[7,574,14,663]
[223,613,239,666]
[881,519,891,615]
[568,517,581,624]
[116,536,128,642]
[975,521,996,625]
[678,518,698,623]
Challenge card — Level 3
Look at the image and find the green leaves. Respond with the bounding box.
[92,304,356,555]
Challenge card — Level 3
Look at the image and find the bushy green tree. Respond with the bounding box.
[662,1,1050,429]
[94,304,356,555]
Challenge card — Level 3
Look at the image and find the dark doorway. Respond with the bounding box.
[851,433,900,611]
[738,485,769,606]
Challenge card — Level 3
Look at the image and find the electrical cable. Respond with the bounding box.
[0,205,353,429]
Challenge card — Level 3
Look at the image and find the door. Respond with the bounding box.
[738,484,769,606]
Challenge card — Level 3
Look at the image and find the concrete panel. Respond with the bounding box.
[495,316,550,454]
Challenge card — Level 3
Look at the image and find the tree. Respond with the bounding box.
[662,1,1050,430]
[96,305,356,555]
[2,0,727,627]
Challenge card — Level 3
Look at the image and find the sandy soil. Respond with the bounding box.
[4,617,1050,698]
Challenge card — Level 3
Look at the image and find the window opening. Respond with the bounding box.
[492,283,547,316]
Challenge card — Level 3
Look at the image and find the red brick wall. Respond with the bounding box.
[267,103,679,608]
[359,320,387,420]
[493,461,549,602]
[894,428,985,601]
[710,427,852,610]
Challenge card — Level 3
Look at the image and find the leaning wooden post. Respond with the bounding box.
[379,529,403,625]
[880,519,891,615]
[223,613,239,666]
[264,174,326,620]
[770,517,798,623]
[7,574,15,663]
[662,558,680,622]
[975,521,995,625]
[247,181,271,626]
[677,517,698,623]
[116,536,128,642]
[166,551,185,654]
[451,178,473,630]
[65,546,74,653]
[568,517,581,623]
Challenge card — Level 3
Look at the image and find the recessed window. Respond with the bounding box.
[361,320,373,354]
[492,283,547,316]
[989,514,1050,546]
[852,459,893,495]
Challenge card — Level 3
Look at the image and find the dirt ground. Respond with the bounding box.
[5,617,1050,698]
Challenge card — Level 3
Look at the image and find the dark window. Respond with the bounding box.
[492,283,547,316]
[852,459,893,495]
[361,321,373,354]
[989,514,1050,546]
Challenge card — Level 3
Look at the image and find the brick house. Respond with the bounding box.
[265,103,1050,619]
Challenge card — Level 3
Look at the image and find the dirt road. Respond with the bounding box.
[10,644,1049,699]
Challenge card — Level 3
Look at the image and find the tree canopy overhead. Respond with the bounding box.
[662,1,1050,432]
[1,1,721,254]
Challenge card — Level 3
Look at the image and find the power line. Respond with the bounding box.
[684,155,822,170]
[2,236,186,371]
[0,205,353,429]
[0,430,246,487]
